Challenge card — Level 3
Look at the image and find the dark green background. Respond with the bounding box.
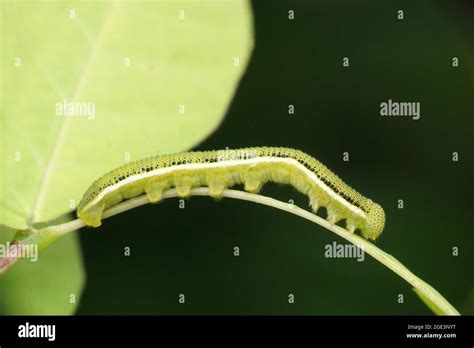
[77,0,473,315]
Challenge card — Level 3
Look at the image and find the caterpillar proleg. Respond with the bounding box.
[77,147,385,240]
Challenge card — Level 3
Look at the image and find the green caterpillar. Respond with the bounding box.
[77,147,385,240]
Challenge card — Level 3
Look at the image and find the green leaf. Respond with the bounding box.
[0,0,253,229]
[0,227,84,314]
[0,0,252,315]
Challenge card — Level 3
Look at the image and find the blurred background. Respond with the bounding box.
[76,0,473,315]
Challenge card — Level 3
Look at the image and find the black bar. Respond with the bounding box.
[0,315,473,345]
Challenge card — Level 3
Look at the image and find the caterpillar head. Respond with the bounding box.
[362,201,385,240]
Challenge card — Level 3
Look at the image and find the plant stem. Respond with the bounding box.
[1,187,460,315]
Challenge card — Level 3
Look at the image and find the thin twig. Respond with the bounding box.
[0,188,460,315]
